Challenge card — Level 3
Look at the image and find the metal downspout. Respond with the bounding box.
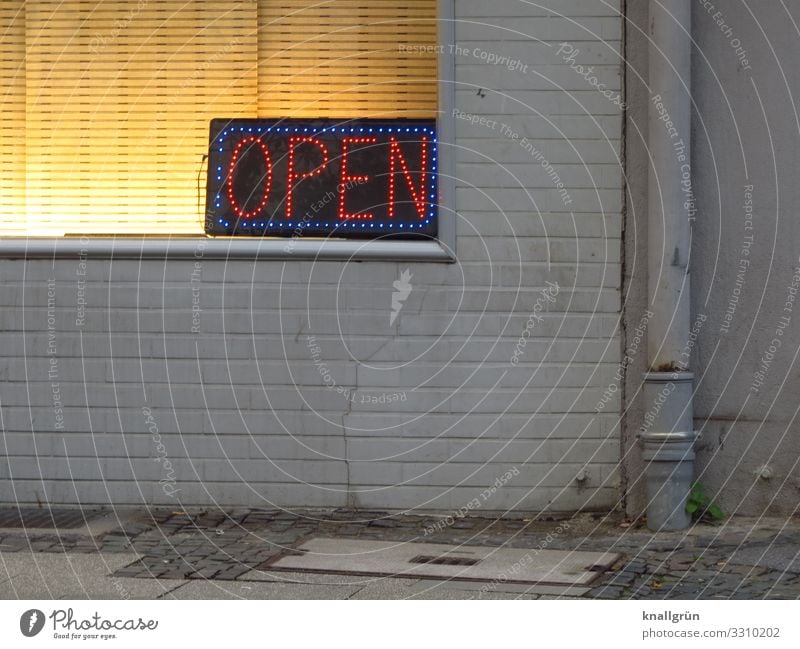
[640,0,696,531]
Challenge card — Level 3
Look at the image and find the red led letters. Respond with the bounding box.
[286,137,329,220]
[338,137,377,220]
[227,136,273,219]
[389,135,428,220]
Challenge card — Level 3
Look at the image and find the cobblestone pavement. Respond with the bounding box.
[1,508,799,599]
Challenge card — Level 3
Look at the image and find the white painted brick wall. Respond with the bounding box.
[0,0,623,512]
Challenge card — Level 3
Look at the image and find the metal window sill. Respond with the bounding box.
[0,237,455,262]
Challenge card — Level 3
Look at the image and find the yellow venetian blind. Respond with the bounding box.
[257,0,437,118]
[0,0,437,237]
[0,1,25,233]
[21,1,258,236]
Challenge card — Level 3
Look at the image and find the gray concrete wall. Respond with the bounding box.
[0,1,625,511]
[625,0,800,516]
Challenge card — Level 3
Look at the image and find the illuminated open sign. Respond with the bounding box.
[205,118,437,238]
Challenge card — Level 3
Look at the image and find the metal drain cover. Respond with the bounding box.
[269,538,620,586]
[0,507,104,530]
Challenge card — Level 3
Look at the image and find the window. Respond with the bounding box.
[3,1,257,236]
[0,0,442,247]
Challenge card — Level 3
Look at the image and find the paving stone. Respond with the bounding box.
[368,519,400,528]
[604,571,637,587]
[624,560,648,574]
[586,585,624,598]
[212,566,252,581]
[159,569,194,580]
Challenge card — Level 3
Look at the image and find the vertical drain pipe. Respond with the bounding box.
[640,0,696,531]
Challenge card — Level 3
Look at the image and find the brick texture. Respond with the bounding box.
[0,1,623,512]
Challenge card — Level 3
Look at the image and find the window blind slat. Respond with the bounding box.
[0,2,25,233]
[19,0,258,236]
[257,0,437,119]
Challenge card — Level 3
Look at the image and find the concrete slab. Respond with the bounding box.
[0,552,185,600]
[403,579,590,597]
[239,571,530,600]
[239,571,590,599]
[271,537,619,585]
[404,585,536,600]
[237,569,394,586]
[168,580,361,600]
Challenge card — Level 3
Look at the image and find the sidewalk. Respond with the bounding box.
[1,508,799,599]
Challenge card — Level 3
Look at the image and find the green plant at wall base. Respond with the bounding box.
[685,482,725,521]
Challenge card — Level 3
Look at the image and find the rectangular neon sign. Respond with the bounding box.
[205,118,437,238]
